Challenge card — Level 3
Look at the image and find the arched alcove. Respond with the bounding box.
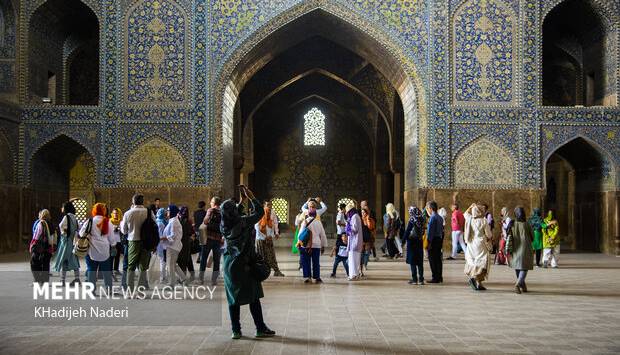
[544,137,615,252]
[28,0,99,105]
[542,0,616,106]
[124,137,187,186]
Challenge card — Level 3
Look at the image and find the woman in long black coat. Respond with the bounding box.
[221,185,275,339]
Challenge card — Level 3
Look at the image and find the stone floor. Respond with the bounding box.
[1,249,620,355]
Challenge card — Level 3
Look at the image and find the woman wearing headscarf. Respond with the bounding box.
[156,208,168,283]
[403,206,425,285]
[53,201,80,286]
[30,209,55,284]
[177,206,196,282]
[463,203,493,291]
[222,185,274,339]
[528,208,544,267]
[507,207,534,294]
[255,200,285,277]
[495,207,512,265]
[382,203,401,258]
[346,201,364,281]
[161,205,186,286]
[542,210,560,268]
[109,208,124,282]
[80,203,115,290]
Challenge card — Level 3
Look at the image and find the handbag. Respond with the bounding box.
[249,253,271,282]
[73,219,92,257]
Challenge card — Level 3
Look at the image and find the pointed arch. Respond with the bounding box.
[454,137,517,188]
[123,136,188,186]
[543,134,617,189]
[212,3,428,195]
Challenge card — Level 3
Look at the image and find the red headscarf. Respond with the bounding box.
[92,203,110,234]
[258,206,273,234]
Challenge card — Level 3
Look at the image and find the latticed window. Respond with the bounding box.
[271,198,288,224]
[337,197,355,209]
[303,107,325,146]
[71,198,88,224]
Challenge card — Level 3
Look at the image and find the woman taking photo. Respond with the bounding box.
[222,185,274,339]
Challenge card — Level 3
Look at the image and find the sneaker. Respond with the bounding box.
[446,256,455,260]
[408,280,418,285]
[514,285,522,294]
[419,280,425,285]
[255,328,275,338]
[315,278,323,284]
[521,283,528,293]
[231,331,242,339]
[273,271,285,277]
[476,284,487,291]
[304,278,311,284]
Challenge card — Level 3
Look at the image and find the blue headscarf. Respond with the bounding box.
[168,204,179,218]
[156,208,167,225]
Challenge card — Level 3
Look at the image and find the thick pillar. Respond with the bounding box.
[615,191,620,256]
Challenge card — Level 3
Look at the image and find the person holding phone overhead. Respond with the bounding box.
[222,185,275,339]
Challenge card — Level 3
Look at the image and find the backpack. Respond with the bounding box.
[140,214,160,252]
[206,209,222,234]
[297,218,315,248]
[73,219,92,257]
[31,220,51,255]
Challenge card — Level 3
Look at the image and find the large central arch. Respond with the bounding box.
[211,2,429,198]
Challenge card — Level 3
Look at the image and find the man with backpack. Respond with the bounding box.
[198,196,223,285]
[121,194,155,290]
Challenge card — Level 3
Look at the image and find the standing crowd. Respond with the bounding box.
[28,187,562,338]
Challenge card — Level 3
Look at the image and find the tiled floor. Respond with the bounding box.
[1,249,620,354]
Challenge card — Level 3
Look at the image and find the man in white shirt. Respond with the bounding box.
[120,194,152,289]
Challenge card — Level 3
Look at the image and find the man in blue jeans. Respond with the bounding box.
[426,200,444,283]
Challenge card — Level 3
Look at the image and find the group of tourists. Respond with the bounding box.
[28,186,563,338]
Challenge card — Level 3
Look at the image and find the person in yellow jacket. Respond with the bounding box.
[542,210,560,268]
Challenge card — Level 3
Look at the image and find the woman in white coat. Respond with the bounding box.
[463,203,492,291]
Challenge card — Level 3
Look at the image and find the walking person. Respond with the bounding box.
[121,194,151,289]
[542,210,560,268]
[255,200,285,277]
[198,196,223,285]
[161,205,187,287]
[53,202,80,286]
[110,208,125,280]
[403,206,425,285]
[194,201,207,265]
[361,208,375,272]
[177,206,195,282]
[528,208,544,267]
[346,202,363,281]
[155,208,168,283]
[221,185,275,339]
[360,200,378,261]
[382,203,400,258]
[298,207,328,283]
[495,207,512,265]
[30,209,55,284]
[463,203,492,291]
[426,201,444,283]
[447,203,467,260]
[81,203,115,291]
[507,207,534,294]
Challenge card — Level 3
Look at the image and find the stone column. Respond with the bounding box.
[393,173,401,213]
